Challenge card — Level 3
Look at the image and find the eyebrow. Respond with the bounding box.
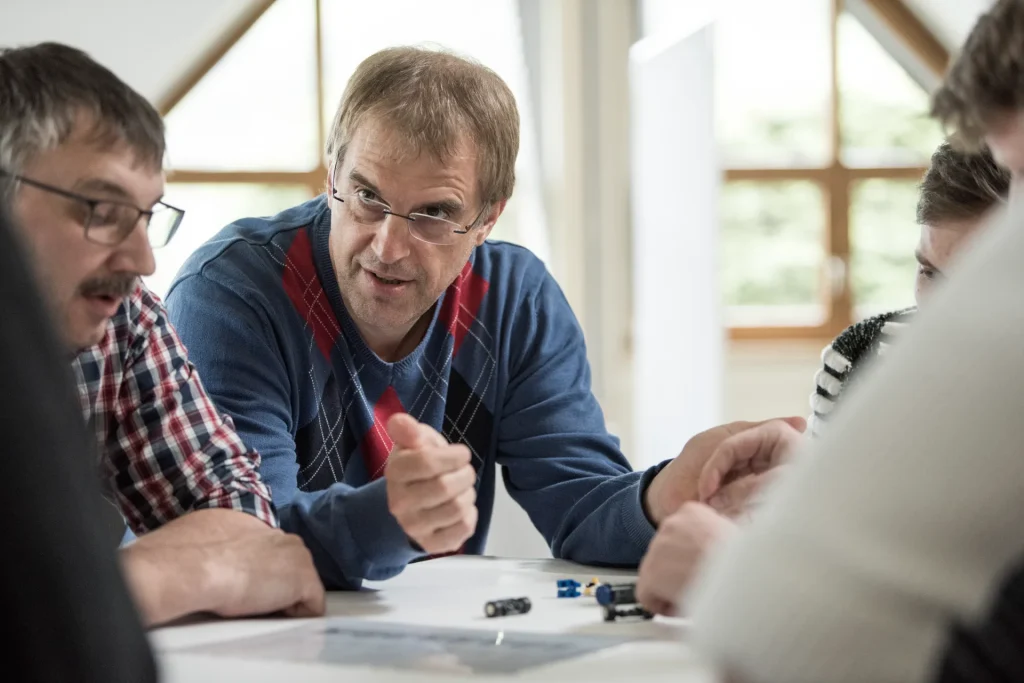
[348,170,383,197]
[347,169,465,215]
[915,249,940,272]
[73,178,163,208]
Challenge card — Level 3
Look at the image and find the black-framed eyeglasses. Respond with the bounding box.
[0,169,184,247]
[332,190,487,246]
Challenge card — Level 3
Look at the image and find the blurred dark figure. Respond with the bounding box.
[0,202,156,682]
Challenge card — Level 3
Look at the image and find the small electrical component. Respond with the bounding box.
[484,597,532,618]
[595,582,638,606]
[603,605,654,622]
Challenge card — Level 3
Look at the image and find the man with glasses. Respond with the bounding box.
[168,46,800,588]
[0,42,324,625]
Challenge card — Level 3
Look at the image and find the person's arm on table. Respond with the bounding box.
[121,510,323,624]
[167,273,424,590]
[498,267,803,566]
[687,208,1024,683]
[636,420,803,615]
[107,290,324,624]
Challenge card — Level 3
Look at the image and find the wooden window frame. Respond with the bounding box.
[726,0,948,341]
[159,0,329,199]
[158,0,947,343]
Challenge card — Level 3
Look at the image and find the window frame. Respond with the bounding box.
[725,0,948,341]
[159,0,328,200]
[158,0,948,343]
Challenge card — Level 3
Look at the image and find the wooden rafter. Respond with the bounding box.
[860,0,949,77]
[725,166,926,182]
[157,0,278,116]
[827,0,852,335]
[314,0,327,155]
[166,169,325,186]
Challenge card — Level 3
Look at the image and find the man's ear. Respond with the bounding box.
[474,199,507,246]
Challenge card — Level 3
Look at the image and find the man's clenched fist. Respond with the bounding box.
[384,414,478,554]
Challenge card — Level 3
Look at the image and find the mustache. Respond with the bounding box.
[79,274,138,299]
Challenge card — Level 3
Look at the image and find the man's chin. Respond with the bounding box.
[65,314,111,353]
[69,327,108,352]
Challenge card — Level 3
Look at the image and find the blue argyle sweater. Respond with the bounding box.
[166,196,661,589]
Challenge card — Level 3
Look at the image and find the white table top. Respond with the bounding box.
[153,556,719,682]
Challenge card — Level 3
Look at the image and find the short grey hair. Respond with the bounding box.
[0,43,165,199]
[325,46,519,205]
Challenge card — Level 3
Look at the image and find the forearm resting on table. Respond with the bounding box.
[119,509,271,626]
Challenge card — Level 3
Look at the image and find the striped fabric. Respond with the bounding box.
[809,307,916,437]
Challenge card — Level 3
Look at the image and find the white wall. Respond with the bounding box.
[723,341,823,422]
[631,22,723,469]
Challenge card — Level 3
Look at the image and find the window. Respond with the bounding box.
[149,0,546,298]
[718,0,945,337]
[721,181,828,326]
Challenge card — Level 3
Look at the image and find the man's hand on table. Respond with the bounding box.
[203,530,326,618]
[121,518,326,626]
[642,417,806,526]
[637,418,806,616]
[385,414,478,555]
[637,502,736,616]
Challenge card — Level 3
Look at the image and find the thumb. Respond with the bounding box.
[386,413,422,449]
[781,416,807,433]
[698,421,797,501]
[720,415,806,437]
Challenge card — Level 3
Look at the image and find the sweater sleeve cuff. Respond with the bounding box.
[283,478,424,589]
[344,479,425,576]
[622,461,671,547]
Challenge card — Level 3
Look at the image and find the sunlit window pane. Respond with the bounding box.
[722,181,828,326]
[164,0,320,172]
[147,184,314,298]
[850,179,920,316]
[715,0,832,167]
[838,13,944,167]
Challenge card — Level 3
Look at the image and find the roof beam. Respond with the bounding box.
[859,0,949,78]
[157,0,277,115]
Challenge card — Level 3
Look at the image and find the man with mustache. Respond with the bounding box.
[0,42,325,625]
[167,46,800,588]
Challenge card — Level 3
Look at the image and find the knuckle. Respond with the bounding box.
[438,476,459,500]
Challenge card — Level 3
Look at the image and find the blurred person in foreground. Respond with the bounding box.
[635,142,1011,615]
[0,42,324,626]
[686,1,1024,680]
[0,202,156,682]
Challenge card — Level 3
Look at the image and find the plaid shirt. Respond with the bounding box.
[71,282,277,532]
